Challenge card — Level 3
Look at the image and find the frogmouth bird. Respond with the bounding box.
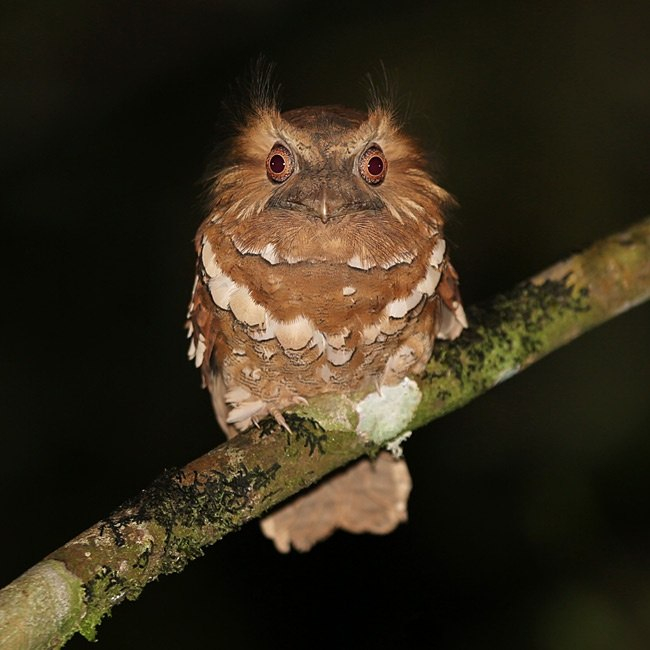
[187,72,466,551]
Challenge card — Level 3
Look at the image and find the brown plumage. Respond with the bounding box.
[187,76,466,551]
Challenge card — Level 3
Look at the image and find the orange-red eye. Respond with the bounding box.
[359,146,387,184]
[266,144,294,183]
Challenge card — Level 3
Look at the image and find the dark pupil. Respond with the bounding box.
[368,155,383,176]
[269,154,286,174]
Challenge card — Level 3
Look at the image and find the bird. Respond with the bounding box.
[186,70,467,552]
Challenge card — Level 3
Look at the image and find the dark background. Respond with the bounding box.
[2,1,650,648]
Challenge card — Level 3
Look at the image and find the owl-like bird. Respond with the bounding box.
[187,77,466,552]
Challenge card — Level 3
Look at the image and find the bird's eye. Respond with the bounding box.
[266,144,294,183]
[359,146,388,185]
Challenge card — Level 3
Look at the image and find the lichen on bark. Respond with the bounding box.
[0,217,648,649]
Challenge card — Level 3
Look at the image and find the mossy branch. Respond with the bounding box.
[1,217,649,649]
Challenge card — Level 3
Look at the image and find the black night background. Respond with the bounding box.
[2,2,650,648]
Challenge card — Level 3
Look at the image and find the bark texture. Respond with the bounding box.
[0,217,648,649]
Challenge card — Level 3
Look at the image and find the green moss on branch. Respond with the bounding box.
[0,217,649,649]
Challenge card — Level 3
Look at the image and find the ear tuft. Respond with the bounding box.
[224,56,282,127]
[246,56,282,117]
[364,63,408,126]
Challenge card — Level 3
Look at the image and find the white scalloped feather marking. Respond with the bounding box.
[386,289,423,319]
[429,238,447,268]
[275,316,315,350]
[416,267,442,295]
[326,346,354,366]
[229,287,267,326]
[201,239,221,278]
[208,273,238,310]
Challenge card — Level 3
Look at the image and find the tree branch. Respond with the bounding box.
[1,217,649,649]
